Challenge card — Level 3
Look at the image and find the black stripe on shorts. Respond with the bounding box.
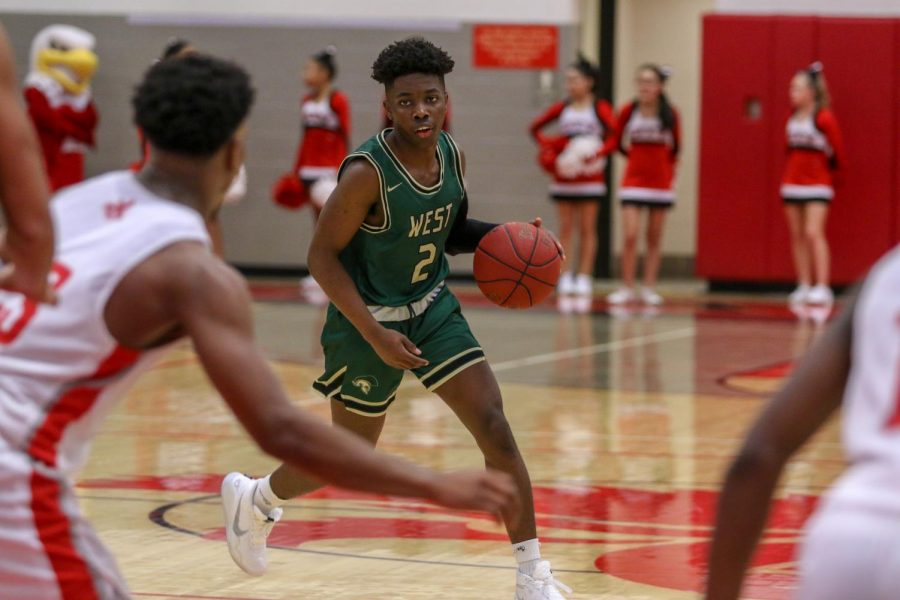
[312,372,344,398]
[338,393,398,416]
[419,348,486,390]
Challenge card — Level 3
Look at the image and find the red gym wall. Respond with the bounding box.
[697,14,900,285]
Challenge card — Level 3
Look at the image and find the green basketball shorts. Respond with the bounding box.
[312,287,485,417]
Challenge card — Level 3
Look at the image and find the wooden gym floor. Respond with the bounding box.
[75,282,844,599]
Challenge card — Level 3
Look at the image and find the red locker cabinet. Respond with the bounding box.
[698,14,899,285]
[697,15,773,281]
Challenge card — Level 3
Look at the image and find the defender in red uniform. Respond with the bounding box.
[530,55,616,299]
[781,62,845,307]
[607,64,680,307]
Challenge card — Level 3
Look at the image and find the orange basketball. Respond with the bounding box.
[474,222,562,309]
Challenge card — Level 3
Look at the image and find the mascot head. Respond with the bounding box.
[30,25,98,95]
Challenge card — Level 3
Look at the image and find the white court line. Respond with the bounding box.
[488,327,696,373]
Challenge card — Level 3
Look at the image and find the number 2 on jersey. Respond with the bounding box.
[411,243,437,284]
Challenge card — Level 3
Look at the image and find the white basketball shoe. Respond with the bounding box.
[516,561,572,599]
[221,472,282,576]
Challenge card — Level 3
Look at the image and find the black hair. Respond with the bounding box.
[800,61,830,109]
[160,38,192,60]
[371,37,454,87]
[571,53,603,98]
[133,54,255,158]
[637,63,675,132]
[312,45,338,80]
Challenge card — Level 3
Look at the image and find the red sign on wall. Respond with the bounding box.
[473,24,559,69]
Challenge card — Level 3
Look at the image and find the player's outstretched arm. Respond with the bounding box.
[308,159,427,370]
[170,253,517,518]
[704,295,856,600]
[0,26,55,303]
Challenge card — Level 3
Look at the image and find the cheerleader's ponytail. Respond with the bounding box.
[806,61,831,110]
[573,53,604,98]
[312,45,338,80]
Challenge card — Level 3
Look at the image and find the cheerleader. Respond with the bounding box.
[292,46,350,294]
[782,62,845,306]
[607,64,680,306]
[293,46,349,214]
[530,55,616,297]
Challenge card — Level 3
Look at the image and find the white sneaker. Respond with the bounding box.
[806,284,833,306]
[640,287,663,306]
[516,561,572,599]
[573,274,593,297]
[788,284,811,305]
[606,287,635,305]
[221,472,283,576]
[557,272,575,295]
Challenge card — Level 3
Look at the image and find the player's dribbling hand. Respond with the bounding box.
[0,229,56,304]
[430,469,519,525]
[529,217,566,261]
[369,327,429,370]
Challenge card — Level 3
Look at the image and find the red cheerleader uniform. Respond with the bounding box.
[530,99,617,200]
[616,101,680,206]
[781,109,845,202]
[294,90,351,184]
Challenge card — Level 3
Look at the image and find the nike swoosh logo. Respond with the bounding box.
[387,182,402,192]
[232,487,250,536]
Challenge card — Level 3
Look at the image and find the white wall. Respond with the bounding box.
[0,0,580,24]
[717,0,900,15]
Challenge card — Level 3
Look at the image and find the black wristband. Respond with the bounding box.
[446,219,497,255]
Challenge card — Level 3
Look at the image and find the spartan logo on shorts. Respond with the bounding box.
[351,376,379,396]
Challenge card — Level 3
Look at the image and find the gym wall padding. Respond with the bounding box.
[697,15,773,281]
[698,14,899,285]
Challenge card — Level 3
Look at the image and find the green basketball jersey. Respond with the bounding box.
[336,129,466,307]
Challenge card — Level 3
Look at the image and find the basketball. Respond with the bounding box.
[474,222,562,309]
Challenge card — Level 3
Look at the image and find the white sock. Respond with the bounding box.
[513,538,541,576]
[253,474,287,513]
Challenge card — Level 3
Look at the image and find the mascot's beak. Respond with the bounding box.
[37,47,99,94]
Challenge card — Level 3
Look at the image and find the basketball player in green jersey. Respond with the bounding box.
[223,38,571,599]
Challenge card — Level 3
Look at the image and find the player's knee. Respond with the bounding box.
[481,407,519,462]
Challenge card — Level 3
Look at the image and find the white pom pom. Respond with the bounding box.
[556,135,602,178]
[310,177,337,208]
[582,155,606,176]
[324,45,337,56]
